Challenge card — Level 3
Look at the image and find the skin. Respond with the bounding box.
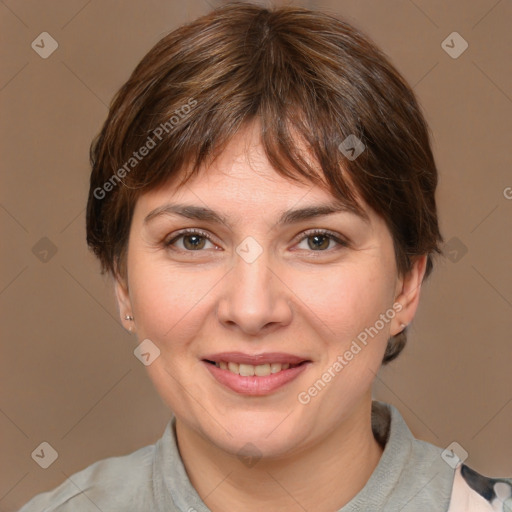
[115,120,427,511]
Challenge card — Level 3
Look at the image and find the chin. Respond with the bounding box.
[199,410,309,460]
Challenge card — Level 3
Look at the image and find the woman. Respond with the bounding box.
[19,2,511,511]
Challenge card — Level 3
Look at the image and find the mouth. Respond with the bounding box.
[201,352,312,395]
[203,359,308,377]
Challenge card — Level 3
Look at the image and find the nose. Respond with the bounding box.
[216,246,293,336]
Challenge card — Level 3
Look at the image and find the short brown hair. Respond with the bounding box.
[86,1,444,363]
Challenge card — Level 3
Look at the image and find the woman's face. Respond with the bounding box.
[117,121,421,458]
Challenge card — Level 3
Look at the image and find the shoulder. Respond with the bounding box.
[18,442,156,511]
[372,402,511,511]
[447,463,512,512]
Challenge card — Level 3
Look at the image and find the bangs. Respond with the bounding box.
[107,13,372,221]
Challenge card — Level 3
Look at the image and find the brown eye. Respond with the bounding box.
[307,234,331,250]
[296,229,348,252]
[181,234,207,250]
[165,230,217,251]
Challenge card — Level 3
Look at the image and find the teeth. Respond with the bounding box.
[255,363,271,376]
[239,364,255,376]
[215,361,294,376]
[271,362,289,373]
[228,362,239,374]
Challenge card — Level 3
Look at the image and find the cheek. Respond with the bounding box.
[128,257,218,344]
[292,259,394,338]
[293,266,393,424]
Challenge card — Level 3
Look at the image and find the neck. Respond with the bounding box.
[175,395,383,512]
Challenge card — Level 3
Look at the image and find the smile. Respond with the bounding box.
[202,359,311,396]
[205,360,304,376]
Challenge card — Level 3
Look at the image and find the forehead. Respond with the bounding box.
[136,120,371,224]
[177,120,321,190]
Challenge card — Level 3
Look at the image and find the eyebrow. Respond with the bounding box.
[144,200,370,227]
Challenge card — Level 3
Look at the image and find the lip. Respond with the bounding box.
[202,351,309,365]
[202,358,311,396]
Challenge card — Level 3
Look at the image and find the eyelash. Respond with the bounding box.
[164,228,348,253]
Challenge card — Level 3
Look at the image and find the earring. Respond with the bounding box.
[124,315,134,334]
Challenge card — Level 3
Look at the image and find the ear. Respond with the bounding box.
[114,272,134,331]
[390,254,428,336]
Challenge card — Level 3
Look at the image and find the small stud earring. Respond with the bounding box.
[125,315,134,321]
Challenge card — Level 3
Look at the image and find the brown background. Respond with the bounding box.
[1,0,511,509]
